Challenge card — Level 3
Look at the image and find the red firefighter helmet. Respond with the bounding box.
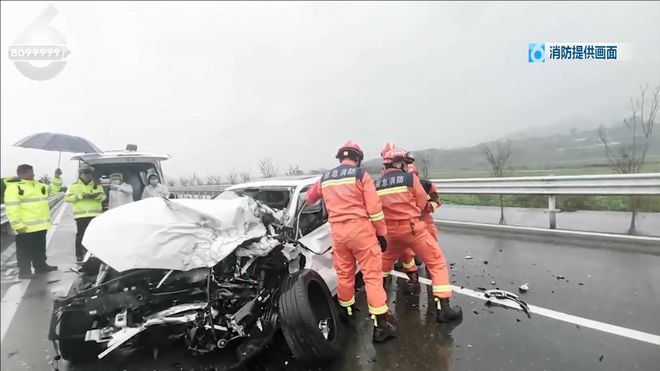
[336,141,364,161]
[380,142,396,159]
[383,147,408,165]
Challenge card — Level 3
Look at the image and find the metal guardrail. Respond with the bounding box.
[0,193,65,226]
[169,173,660,197]
[168,173,660,230]
[430,173,660,195]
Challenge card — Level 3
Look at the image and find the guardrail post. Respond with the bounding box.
[548,195,556,229]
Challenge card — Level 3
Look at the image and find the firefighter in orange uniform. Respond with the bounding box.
[305,141,398,343]
[376,147,462,324]
[404,152,440,240]
[380,142,418,291]
[406,162,440,240]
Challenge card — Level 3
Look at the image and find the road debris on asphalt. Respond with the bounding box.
[519,283,529,292]
[484,289,531,318]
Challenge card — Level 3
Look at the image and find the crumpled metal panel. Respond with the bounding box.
[82,197,268,272]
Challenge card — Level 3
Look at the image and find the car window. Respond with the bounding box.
[216,187,294,211]
[296,186,328,235]
[88,162,159,202]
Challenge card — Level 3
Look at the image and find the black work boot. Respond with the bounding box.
[372,312,399,343]
[337,304,357,328]
[403,271,420,295]
[435,297,463,323]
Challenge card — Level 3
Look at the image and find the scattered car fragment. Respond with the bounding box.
[484,289,531,318]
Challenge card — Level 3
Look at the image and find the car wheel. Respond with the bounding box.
[58,310,102,362]
[278,269,342,364]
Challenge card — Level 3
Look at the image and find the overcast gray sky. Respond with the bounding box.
[2,1,659,183]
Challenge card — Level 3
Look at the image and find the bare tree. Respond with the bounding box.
[179,173,203,186]
[205,175,224,185]
[483,141,512,225]
[285,165,303,176]
[599,84,659,234]
[258,158,278,178]
[239,170,252,183]
[179,175,192,186]
[416,152,432,179]
[226,169,239,185]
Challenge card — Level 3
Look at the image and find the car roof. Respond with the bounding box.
[71,151,171,164]
[226,175,321,190]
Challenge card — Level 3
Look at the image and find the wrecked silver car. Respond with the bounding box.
[48,196,341,367]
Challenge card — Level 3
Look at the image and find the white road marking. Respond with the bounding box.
[1,203,67,343]
[388,270,660,347]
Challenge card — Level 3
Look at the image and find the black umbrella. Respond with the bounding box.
[13,132,102,167]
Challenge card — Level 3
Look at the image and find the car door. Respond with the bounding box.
[294,185,337,294]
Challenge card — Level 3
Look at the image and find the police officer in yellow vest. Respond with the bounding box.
[65,164,106,261]
[5,164,58,279]
[51,168,65,193]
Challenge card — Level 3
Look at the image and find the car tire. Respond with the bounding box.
[278,269,342,364]
[58,310,102,362]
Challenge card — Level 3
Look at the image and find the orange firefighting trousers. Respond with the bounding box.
[398,216,439,272]
[383,219,452,299]
[330,218,389,315]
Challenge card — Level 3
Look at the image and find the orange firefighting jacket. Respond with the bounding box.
[305,160,387,236]
[374,168,427,221]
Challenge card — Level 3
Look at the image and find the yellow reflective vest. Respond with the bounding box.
[4,179,51,233]
[65,179,106,219]
[51,176,64,193]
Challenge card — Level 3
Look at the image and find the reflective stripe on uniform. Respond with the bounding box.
[368,304,389,315]
[321,177,356,188]
[6,197,49,205]
[429,201,439,210]
[376,186,408,196]
[23,219,50,226]
[383,271,390,277]
[402,259,416,269]
[368,211,384,221]
[73,209,102,216]
[433,285,452,293]
[338,296,355,307]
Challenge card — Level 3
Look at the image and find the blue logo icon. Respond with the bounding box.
[528,43,545,63]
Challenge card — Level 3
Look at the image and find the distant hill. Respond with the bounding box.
[362,123,660,174]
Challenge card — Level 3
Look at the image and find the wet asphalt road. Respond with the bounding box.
[1,205,659,371]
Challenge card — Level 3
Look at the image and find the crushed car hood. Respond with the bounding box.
[82,197,268,272]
